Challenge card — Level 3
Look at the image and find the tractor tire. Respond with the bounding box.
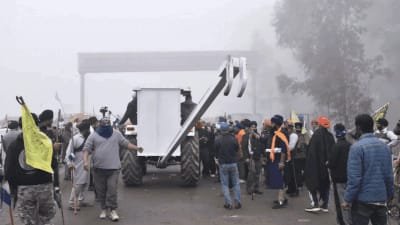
[121,149,143,186]
[181,135,200,187]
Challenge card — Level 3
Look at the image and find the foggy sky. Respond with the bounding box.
[1,0,290,120]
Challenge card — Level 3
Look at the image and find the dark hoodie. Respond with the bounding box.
[215,132,239,165]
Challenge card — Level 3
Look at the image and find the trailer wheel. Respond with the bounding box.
[181,135,200,187]
[121,138,143,186]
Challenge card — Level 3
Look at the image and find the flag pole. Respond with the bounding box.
[9,205,15,225]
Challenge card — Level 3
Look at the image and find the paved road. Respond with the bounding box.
[2,165,345,225]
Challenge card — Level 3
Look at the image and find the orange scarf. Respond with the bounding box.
[270,128,290,162]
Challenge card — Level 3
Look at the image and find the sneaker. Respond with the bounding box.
[109,210,119,221]
[239,179,246,184]
[235,202,242,209]
[305,206,321,212]
[210,174,216,178]
[99,210,107,219]
[320,207,329,213]
[224,204,233,210]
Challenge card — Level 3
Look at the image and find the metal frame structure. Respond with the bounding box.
[78,51,258,113]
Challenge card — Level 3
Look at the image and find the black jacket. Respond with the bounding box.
[120,98,138,125]
[327,138,351,183]
[242,132,264,160]
[5,134,57,187]
[305,127,335,191]
[197,127,210,150]
[215,133,239,164]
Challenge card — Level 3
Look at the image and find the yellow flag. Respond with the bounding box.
[372,102,390,122]
[21,104,53,174]
[290,111,301,123]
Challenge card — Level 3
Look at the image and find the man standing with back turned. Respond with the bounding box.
[343,114,393,225]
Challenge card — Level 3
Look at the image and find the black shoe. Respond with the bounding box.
[224,204,233,210]
[254,190,263,195]
[235,202,242,209]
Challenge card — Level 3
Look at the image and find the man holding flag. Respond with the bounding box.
[5,97,57,225]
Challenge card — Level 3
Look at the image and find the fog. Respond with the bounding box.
[0,0,398,125]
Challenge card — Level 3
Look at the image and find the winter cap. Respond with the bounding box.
[334,123,346,138]
[220,122,229,132]
[318,116,331,128]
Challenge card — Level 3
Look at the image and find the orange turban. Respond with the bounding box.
[318,116,331,128]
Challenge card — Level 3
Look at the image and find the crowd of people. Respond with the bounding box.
[200,114,400,225]
[1,106,400,225]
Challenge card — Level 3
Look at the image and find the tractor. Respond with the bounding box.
[77,52,250,186]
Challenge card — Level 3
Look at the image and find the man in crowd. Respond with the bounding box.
[292,122,309,189]
[207,124,217,177]
[328,123,352,225]
[267,115,290,209]
[305,116,335,213]
[63,122,73,181]
[343,114,393,225]
[83,117,143,221]
[38,109,61,193]
[5,113,57,225]
[260,119,272,187]
[214,122,241,210]
[236,119,251,183]
[286,121,299,196]
[243,121,264,195]
[119,92,138,125]
[197,120,211,177]
[375,118,398,147]
[65,119,91,210]
[1,120,20,155]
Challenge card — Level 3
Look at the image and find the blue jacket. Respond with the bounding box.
[344,133,394,204]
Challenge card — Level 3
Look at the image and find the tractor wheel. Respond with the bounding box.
[180,135,200,187]
[121,149,143,186]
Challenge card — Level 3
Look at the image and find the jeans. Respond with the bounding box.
[351,201,387,225]
[220,163,241,205]
[93,168,120,210]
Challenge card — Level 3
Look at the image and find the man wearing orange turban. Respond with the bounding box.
[305,116,335,213]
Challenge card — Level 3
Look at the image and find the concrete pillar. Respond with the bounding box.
[80,73,85,113]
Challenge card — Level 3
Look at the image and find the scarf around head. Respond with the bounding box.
[96,125,113,138]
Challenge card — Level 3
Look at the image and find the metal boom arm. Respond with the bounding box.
[157,57,245,168]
